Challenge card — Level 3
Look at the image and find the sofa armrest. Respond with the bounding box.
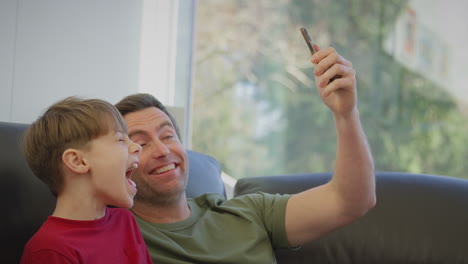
[234,172,468,263]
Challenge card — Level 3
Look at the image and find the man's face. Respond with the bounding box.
[123,107,188,205]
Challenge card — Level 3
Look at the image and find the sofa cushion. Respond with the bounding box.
[186,149,225,198]
[0,122,55,264]
[234,172,468,263]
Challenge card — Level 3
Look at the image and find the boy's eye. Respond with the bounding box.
[134,141,147,148]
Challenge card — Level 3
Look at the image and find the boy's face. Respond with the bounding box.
[83,131,141,208]
[123,107,188,205]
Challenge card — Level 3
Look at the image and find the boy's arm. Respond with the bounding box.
[284,46,376,246]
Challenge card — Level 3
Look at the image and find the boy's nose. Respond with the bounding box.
[130,141,142,155]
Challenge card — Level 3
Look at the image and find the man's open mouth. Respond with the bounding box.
[150,163,176,175]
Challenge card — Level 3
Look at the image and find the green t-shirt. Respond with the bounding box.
[134,192,292,264]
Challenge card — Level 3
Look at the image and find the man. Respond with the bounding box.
[115,45,376,263]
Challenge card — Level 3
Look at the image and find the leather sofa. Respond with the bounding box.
[2,121,468,263]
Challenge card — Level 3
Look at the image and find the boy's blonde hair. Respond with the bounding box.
[22,97,128,196]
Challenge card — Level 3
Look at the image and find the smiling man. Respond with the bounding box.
[115,46,376,263]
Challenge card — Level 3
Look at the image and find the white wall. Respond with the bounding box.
[0,0,188,129]
[0,0,17,121]
[0,0,143,122]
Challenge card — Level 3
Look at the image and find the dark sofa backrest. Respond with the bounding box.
[0,121,224,263]
[234,172,468,263]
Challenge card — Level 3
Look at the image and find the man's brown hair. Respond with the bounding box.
[115,93,181,140]
[22,97,128,196]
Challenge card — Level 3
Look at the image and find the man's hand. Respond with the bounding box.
[311,45,357,117]
[284,45,375,246]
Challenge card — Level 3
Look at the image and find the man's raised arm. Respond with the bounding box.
[284,45,376,246]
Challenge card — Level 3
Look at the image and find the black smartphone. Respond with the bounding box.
[300,27,316,55]
[300,27,340,83]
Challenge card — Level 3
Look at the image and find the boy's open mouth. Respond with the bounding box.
[126,163,138,178]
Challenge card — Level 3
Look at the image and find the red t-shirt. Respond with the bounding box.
[20,207,153,264]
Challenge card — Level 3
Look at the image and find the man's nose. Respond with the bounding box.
[150,140,170,158]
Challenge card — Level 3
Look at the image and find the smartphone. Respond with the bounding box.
[300,27,316,55]
[300,27,340,82]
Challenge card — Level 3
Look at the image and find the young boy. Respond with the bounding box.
[20,97,153,264]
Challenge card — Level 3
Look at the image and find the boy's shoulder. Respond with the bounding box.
[28,208,134,242]
[22,208,138,257]
[21,208,149,263]
[22,217,72,260]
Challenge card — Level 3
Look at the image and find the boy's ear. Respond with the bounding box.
[62,148,89,174]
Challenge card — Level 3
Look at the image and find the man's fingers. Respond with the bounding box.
[313,50,337,75]
[320,77,354,98]
[318,64,344,88]
[313,49,352,76]
[310,46,357,99]
[318,63,354,88]
[313,43,320,53]
[314,53,343,77]
[311,47,335,64]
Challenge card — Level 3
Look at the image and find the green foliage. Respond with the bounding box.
[192,0,468,179]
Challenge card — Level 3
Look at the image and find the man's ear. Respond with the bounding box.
[62,148,89,174]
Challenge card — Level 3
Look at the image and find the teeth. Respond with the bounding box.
[132,163,138,169]
[155,164,175,174]
[128,179,137,188]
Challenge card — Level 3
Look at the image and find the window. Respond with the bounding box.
[191,0,468,180]
[138,0,195,144]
